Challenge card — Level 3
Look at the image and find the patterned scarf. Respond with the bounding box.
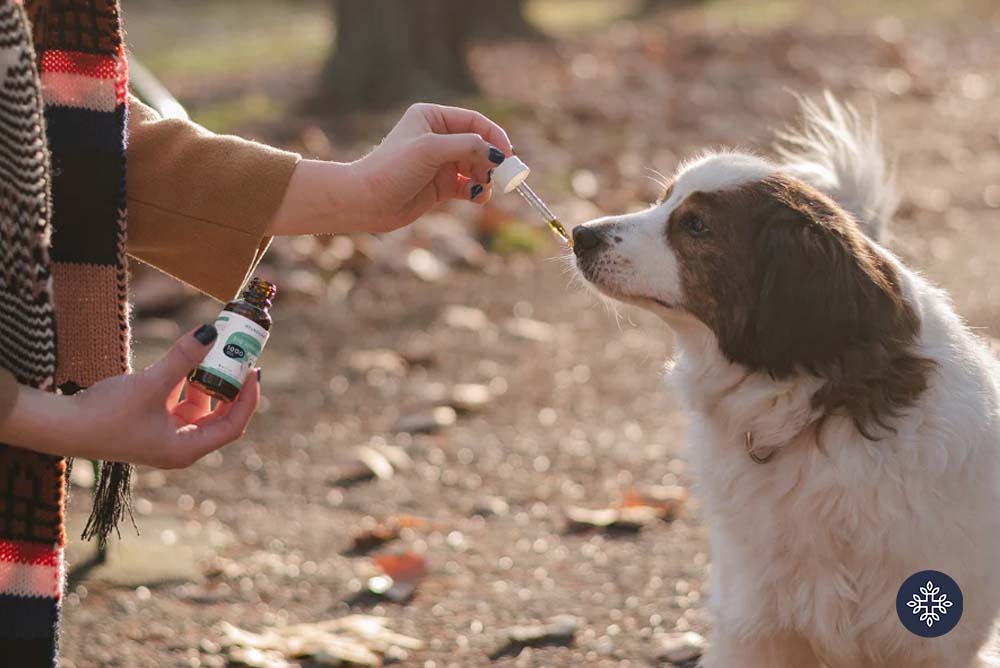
[0,0,130,664]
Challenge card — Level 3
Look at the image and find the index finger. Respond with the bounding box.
[422,104,513,155]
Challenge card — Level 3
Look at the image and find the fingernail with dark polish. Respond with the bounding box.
[193,324,218,345]
[488,147,505,165]
[256,368,262,383]
[487,169,494,183]
[471,184,484,200]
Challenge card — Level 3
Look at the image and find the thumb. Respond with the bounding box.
[149,324,218,391]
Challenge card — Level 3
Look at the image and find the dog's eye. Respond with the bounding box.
[681,214,708,237]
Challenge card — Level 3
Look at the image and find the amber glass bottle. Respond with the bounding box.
[189,277,277,402]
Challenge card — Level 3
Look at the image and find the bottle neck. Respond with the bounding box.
[241,279,277,310]
[243,293,272,310]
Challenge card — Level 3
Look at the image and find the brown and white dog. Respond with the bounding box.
[573,96,1000,667]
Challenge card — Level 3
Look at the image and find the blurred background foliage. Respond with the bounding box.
[120,0,1000,280]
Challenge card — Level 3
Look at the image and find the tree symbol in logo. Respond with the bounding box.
[906,580,954,628]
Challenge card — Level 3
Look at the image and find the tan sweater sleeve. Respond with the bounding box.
[126,95,301,302]
[0,368,18,428]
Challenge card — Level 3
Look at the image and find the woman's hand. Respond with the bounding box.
[270,103,513,236]
[356,102,513,230]
[0,325,260,469]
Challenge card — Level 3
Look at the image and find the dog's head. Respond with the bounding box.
[574,151,930,434]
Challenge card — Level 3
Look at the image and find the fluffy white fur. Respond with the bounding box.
[576,97,1000,667]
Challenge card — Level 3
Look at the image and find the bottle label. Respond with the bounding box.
[197,311,269,390]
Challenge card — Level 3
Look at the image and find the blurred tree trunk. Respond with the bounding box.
[318,0,541,112]
[467,0,543,40]
[319,0,475,112]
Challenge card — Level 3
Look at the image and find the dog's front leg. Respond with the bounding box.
[700,629,821,668]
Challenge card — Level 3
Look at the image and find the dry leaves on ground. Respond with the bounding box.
[218,615,422,667]
[566,485,687,533]
[490,614,584,660]
[366,552,429,603]
[346,515,436,556]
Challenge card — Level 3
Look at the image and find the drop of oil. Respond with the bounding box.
[547,218,573,247]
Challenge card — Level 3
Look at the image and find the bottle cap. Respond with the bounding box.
[493,155,530,193]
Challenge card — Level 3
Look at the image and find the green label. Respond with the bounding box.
[197,310,269,391]
[223,332,262,360]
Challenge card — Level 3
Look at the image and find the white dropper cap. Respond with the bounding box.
[493,155,530,193]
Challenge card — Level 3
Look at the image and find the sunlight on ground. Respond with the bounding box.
[698,0,997,29]
[527,0,643,33]
[126,0,331,82]
[698,0,806,30]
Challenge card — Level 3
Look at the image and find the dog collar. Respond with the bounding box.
[746,431,777,464]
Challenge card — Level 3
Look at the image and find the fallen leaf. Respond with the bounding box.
[654,631,706,666]
[565,505,662,532]
[227,646,291,668]
[332,447,393,487]
[355,446,394,480]
[368,553,428,603]
[348,524,400,556]
[347,516,429,556]
[619,485,687,521]
[471,496,510,517]
[566,486,687,533]
[218,615,421,667]
[449,383,493,412]
[490,614,583,659]
[504,317,555,343]
[331,442,414,488]
[332,460,379,487]
[393,406,457,434]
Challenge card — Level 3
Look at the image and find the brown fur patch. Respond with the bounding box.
[668,175,932,437]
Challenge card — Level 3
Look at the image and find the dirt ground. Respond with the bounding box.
[60,2,1000,666]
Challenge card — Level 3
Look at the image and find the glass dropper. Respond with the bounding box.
[493,156,573,247]
[514,181,573,246]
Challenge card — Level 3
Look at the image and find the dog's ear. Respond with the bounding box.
[720,177,931,436]
[742,179,905,379]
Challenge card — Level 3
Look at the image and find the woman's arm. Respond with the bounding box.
[269,103,512,236]
[125,98,512,301]
[126,95,300,301]
[0,326,259,468]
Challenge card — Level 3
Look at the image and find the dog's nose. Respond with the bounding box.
[572,225,602,256]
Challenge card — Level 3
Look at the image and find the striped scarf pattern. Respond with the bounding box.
[0,0,130,664]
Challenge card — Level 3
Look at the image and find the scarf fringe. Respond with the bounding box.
[80,461,135,547]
